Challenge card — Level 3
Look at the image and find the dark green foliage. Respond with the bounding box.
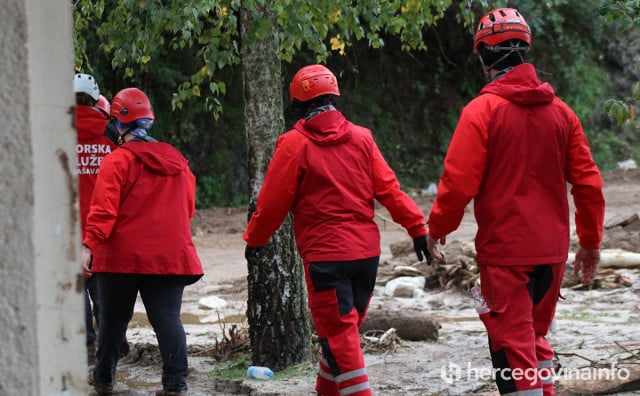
[75,0,640,207]
[600,0,640,133]
[600,0,640,26]
[589,130,637,171]
[80,26,248,208]
[324,0,637,188]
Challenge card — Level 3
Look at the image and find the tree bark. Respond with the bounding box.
[240,2,311,371]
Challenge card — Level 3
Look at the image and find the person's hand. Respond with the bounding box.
[245,245,261,265]
[573,246,600,285]
[413,236,433,264]
[82,244,93,279]
[427,234,446,261]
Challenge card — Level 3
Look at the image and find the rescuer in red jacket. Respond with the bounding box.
[74,73,116,357]
[96,94,120,145]
[426,8,605,396]
[243,64,430,396]
[81,87,203,396]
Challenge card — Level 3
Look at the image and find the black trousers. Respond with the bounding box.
[93,273,199,392]
[85,276,100,345]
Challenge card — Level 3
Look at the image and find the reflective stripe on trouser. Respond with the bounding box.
[538,359,555,396]
[479,263,564,395]
[318,356,370,396]
[502,390,543,396]
[317,354,339,396]
[306,258,378,396]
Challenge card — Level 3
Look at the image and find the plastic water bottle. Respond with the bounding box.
[470,286,490,315]
[247,366,274,379]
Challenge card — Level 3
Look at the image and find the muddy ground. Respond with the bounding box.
[93,168,640,396]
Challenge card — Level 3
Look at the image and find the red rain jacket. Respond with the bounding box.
[243,109,426,262]
[428,64,604,266]
[75,105,114,233]
[83,141,203,276]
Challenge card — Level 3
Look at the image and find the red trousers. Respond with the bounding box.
[305,258,378,396]
[479,263,564,396]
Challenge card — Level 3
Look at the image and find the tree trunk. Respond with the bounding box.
[240,2,311,371]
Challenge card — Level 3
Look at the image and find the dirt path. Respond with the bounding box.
[100,168,640,395]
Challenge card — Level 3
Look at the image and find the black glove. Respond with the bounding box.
[413,236,433,264]
[245,245,260,264]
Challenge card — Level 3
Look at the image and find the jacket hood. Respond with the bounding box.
[121,141,188,176]
[293,109,352,146]
[480,63,556,106]
[76,105,108,140]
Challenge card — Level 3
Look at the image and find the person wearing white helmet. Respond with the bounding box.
[82,87,203,396]
[74,73,100,104]
[74,72,118,363]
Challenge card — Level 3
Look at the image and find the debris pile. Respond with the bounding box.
[361,328,403,354]
[190,322,250,360]
[379,239,481,291]
[380,235,638,292]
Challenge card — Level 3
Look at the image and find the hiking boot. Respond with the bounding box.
[93,382,114,395]
[119,338,130,358]
[88,371,114,394]
[87,342,96,365]
[155,390,186,395]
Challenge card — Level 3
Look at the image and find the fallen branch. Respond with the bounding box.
[594,341,640,350]
[361,309,440,341]
[555,351,598,365]
[361,328,402,354]
[614,341,640,361]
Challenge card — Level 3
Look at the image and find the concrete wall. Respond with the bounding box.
[0,1,38,394]
[0,1,87,395]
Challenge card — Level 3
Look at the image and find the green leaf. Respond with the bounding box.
[604,99,631,126]
[632,81,640,102]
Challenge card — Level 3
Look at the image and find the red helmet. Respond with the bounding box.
[111,88,155,124]
[96,95,111,119]
[289,64,340,102]
[473,8,531,54]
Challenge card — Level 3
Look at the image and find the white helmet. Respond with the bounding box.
[74,73,100,101]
